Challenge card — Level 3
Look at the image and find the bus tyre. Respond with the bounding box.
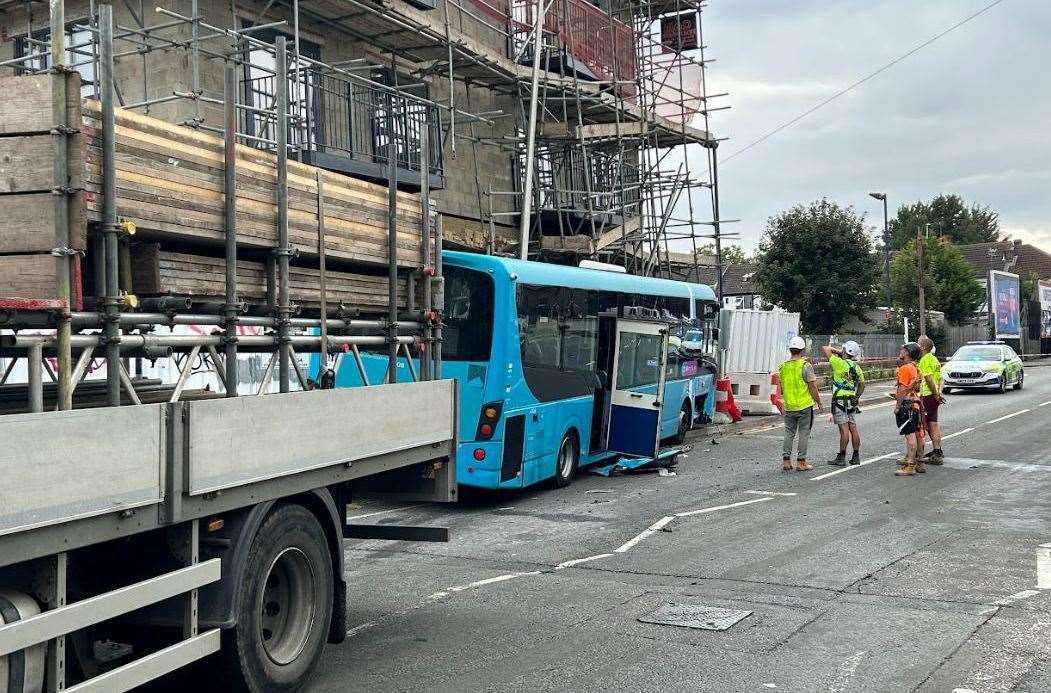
[673,401,692,445]
[221,504,333,692]
[553,432,579,488]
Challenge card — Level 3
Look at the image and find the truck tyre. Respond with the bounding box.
[552,431,579,488]
[221,504,334,692]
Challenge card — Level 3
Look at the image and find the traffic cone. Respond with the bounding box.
[714,376,743,424]
[770,371,785,415]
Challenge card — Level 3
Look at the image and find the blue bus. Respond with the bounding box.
[324,251,719,490]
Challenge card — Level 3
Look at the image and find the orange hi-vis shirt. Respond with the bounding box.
[897,363,921,409]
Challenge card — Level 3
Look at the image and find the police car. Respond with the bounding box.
[941,341,1024,394]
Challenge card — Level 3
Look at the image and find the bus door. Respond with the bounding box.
[605,319,668,458]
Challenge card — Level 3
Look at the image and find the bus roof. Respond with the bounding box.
[442,251,717,302]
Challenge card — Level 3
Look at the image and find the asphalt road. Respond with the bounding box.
[313,367,1051,692]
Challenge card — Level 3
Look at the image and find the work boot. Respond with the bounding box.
[782,457,793,472]
[829,452,847,467]
[849,451,861,466]
[927,449,945,465]
[795,458,813,472]
[895,462,916,477]
[915,459,928,474]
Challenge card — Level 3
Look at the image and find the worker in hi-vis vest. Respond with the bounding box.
[821,340,866,467]
[778,336,824,472]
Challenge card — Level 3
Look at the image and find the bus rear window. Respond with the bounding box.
[442,266,495,362]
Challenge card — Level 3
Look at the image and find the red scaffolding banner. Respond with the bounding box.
[660,12,698,52]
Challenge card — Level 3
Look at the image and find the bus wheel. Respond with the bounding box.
[553,432,579,488]
[673,401,692,445]
[221,504,333,692]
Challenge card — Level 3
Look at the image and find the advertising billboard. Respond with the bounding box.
[1039,279,1051,339]
[989,270,1021,339]
[660,13,699,52]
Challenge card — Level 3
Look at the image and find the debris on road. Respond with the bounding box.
[585,489,614,495]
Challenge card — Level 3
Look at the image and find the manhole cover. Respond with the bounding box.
[638,603,752,631]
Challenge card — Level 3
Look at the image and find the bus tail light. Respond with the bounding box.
[475,401,503,440]
[473,448,486,461]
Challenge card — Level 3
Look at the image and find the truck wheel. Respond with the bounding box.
[552,432,579,488]
[222,504,334,692]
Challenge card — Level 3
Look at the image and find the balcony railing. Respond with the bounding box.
[464,0,636,101]
[530,144,640,221]
[241,68,443,189]
[510,0,636,100]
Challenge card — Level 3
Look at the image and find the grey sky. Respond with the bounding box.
[695,0,1050,254]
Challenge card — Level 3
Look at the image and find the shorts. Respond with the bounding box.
[921,395,940,422]
[832,403,856,426]
[896,405,919,436]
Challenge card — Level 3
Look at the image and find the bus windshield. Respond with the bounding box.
[442,265,494,362]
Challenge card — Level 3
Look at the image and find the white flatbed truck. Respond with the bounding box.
[0,381,457,691]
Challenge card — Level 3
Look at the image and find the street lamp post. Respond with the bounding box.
[869,192,892,310]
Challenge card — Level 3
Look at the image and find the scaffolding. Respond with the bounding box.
[0,0,729,413]
[0,0,467,413]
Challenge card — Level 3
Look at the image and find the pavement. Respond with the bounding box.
[312,368,1051,692]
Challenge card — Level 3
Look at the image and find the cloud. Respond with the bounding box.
[691,0,1051,255]
[1003,226,1051,254]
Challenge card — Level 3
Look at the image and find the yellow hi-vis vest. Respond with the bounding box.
[779,358,815,412]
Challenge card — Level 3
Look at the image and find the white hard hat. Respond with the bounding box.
[843,340,861,357]
[788,336,806,350]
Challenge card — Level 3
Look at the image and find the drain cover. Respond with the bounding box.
[638,603,752,631]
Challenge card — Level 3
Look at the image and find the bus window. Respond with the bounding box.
[443,266,495,362]
[618,332,663,389]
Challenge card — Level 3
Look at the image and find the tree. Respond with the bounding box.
[890,237,985,324]
[696,243,749,264]
[753,199,880,333]
[888,194,1000,250]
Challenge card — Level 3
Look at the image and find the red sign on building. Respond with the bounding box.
[661,13,698,52]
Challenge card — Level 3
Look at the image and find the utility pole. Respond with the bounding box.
[917,223,927,335]
[868,192,891,308]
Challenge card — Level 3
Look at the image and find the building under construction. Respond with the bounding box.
[1,0,722,257]
[0,0,722,404]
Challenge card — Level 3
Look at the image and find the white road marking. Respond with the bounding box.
[614,516,675,553]
[1038,546,1051,589]
[863,401,895,410]
[674,497,773,518]
[940,427,975,441]
[991,589,1042,606]
[554,554,614,570]
[745,490,798,497]
[986,409,1030,424]
[1039,400,1051,407]
[347,504,422,520]
[743,423,785,434]
[345,621,377,637]
[447,571,542,592]
[809,452,897,481]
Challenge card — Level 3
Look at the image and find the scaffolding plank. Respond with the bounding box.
[129,244,407,312]
[0,73,81,135]
[594,215,641,251]
[0,194,86,253]
[77,100,423,270]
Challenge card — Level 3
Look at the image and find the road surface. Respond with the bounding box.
[315,366,1051,692]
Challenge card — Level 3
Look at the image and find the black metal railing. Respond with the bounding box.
[240,68,443,183]
[532,144,640,219]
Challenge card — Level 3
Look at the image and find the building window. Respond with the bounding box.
[240,25,321,152]
[15,22,97,98]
